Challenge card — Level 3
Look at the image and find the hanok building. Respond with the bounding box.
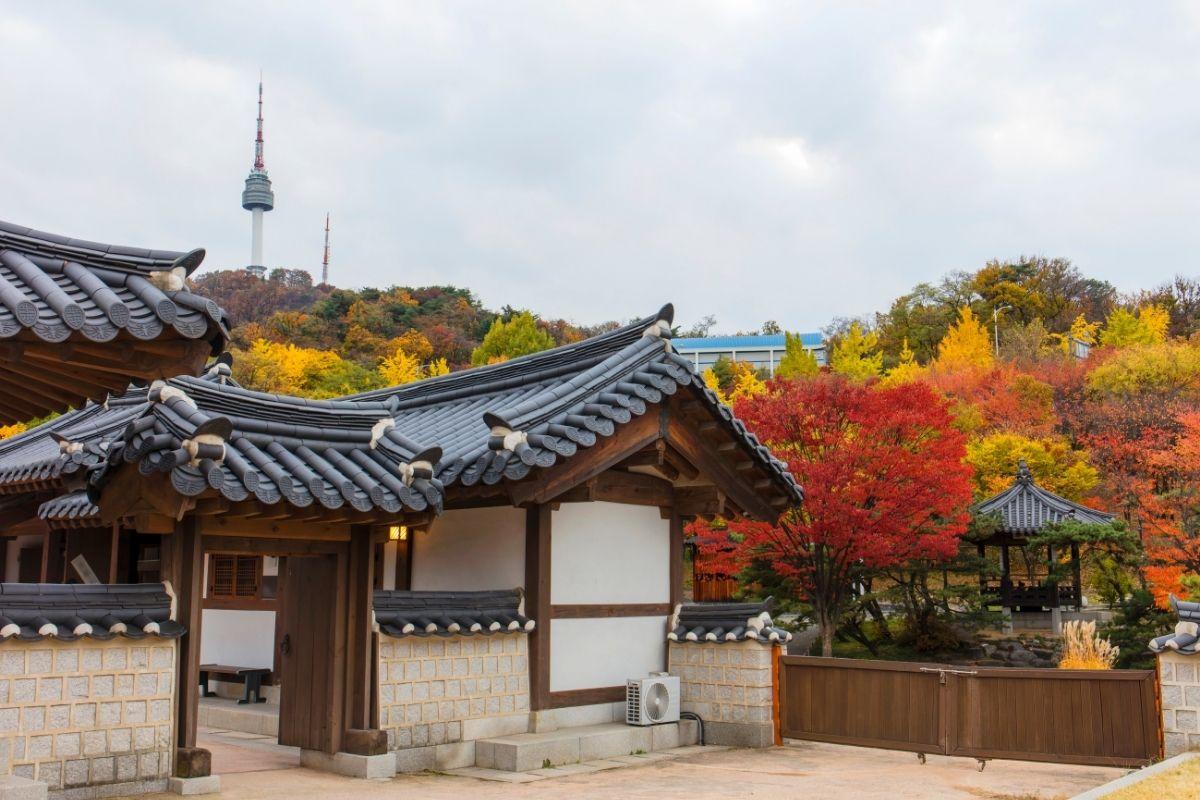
[973,461,1113,622]
[0,221,800,796]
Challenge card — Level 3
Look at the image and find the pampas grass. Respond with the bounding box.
[1058,619,1118,669]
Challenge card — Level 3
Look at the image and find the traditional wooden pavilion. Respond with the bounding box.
[0,264,801,786]
[973,461,1113,611]
[0,222,228,423]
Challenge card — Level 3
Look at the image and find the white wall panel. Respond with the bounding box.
[412,506,526,591]
[549,617,668,691]
[200,609,275,669]
[550,503,669,604]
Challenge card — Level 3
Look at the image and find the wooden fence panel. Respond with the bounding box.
[780,656,1160,768]
[780,656,944,754]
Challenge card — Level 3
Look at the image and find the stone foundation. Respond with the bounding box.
[667,640,779,748]
[0,638,176,795]
[378,634,530,753]
[1160,651,1200,756]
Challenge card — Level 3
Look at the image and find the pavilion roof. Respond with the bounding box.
[0,221,228,423]
[973,461,1113,535]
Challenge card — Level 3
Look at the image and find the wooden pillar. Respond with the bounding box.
[669,509,683,610]
[343,524,377,742]
[525,504,551,711]
[0,537,7,583]
[107,523,120,584]
[172,517,204,754]
[1047,544,1058,608]
[40,529,65,583]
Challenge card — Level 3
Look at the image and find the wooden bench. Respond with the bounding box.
[199,664,271,705]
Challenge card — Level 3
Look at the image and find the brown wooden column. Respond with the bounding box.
[525,504,551,711]
[1070,542,1082,608]
[108,523,121,584]
[341,524,384,754]
[669,508,683,608]
[171,513,204,758]
[40,529,65,583]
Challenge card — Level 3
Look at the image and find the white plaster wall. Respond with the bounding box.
[200,609,276,668]
[412,506,526,591]
[549,617,668,691]
[381,540,398,590]
[550,503,670,604]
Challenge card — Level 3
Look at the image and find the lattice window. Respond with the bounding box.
[207,554,261,600]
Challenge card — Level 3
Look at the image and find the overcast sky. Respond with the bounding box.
[1,3,1198,333]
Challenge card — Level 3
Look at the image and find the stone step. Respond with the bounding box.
[197,698,279,737]
[475,721,691,772]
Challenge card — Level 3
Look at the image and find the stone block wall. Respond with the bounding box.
[1160,651,1200,756]
[667,640,779,748]
[378,634,529,752]
[0,638,176,793]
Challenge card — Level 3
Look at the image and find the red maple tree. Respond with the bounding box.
[691,374,973,656]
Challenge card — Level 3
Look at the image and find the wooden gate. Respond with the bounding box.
[277,555,341,753]
[780,656,1161,767]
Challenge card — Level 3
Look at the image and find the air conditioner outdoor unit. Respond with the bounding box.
[626,673,680,726]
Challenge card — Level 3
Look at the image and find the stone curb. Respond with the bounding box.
[1069,750,1198,799]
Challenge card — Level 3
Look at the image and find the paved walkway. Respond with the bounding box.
[138,738,1125,800]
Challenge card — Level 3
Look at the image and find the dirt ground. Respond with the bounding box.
[138,738,1126,800]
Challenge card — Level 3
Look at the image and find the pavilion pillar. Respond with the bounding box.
[1071,542,1082,609]
[976,542,986,595]
[170,516,210,780]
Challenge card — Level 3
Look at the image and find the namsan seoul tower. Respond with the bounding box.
[241,78,274,277]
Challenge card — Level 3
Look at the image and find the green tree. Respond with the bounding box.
[470,311,556,365]
[829,322,882,380]
[775,332,820,379]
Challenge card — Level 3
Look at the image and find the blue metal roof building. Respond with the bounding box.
[672,332,826,375]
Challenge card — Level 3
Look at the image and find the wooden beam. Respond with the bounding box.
[508,410,662,507]
[199,536,348,557]
[588,470,673,507]
[674,485,725,518]
[546,686,625,708]
[198,515,350,541]
[665,407,776,521]
[525,504,552,711]
[550,603,672,618]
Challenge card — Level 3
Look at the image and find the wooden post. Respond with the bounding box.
[525,504,552,711]
[108,523,120,584]
[172,517,204,756]
[669,508,683,609]
[0,537,7,583]
[976,542,986,594]
[771,644,783,746]
[40,529,64,583]
[343,524,378,743]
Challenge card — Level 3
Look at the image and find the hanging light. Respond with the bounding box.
[389,525,408,541]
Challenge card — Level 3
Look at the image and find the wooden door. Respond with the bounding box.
[277,555,339,752]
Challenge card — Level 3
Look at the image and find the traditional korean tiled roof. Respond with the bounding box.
[0,583,183,642]
[114,372,443,514]
[0,221,229,422]
[668,598,792,644]
[0,387,149,494]
[1150,595,1200,656]
[38,490,100,528]
[373,589,533,638]
[973,461,1113,535]
[350,304,802,508]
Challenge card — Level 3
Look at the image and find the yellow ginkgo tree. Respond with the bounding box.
[935,306,993,371]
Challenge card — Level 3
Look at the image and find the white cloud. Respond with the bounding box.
[0,2,1198,333]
